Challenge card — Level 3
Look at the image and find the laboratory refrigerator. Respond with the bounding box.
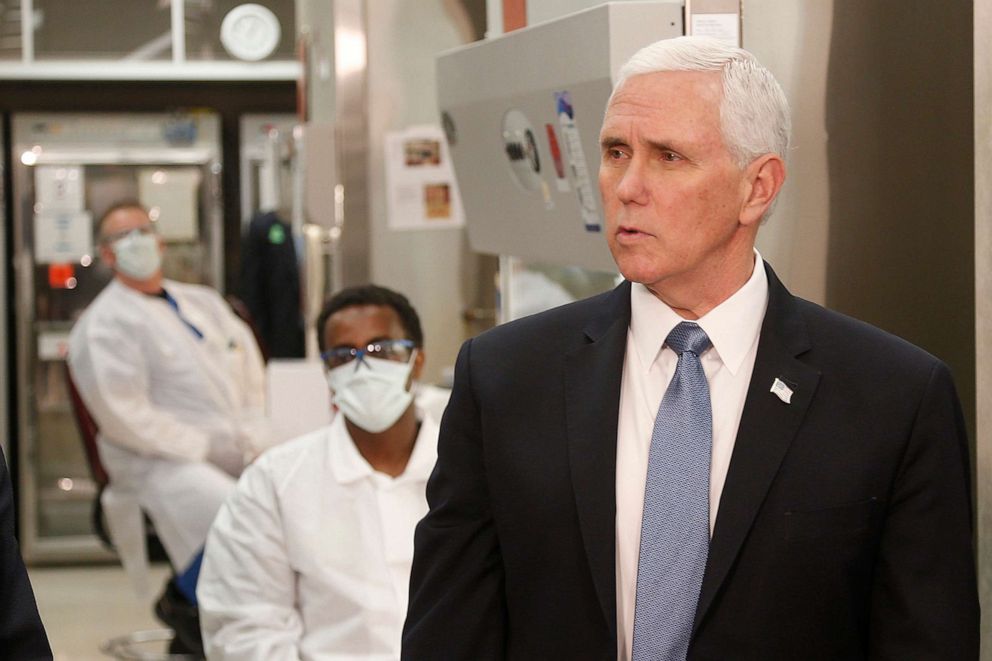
[11,112,223,563]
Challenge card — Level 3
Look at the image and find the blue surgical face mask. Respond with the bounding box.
[112,231,161,280]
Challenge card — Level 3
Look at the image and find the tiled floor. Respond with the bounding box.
[29,564,174,660]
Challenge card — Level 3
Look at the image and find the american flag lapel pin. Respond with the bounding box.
[770,377,794,404]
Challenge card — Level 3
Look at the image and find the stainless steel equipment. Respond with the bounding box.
[436,2,683,273]
[12,112,223,563]
[239,114,297,229]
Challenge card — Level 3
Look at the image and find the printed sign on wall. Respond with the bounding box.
[385,125,465,231]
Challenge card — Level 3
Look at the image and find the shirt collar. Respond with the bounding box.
[629,250,768,376]
[328,405,439,486]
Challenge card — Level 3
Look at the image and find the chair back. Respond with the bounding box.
[64,362,109,487]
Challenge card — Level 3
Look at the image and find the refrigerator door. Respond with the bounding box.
[12,112,223,563]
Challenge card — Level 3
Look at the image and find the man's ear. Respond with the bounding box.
[739,154,786,227]
[98,242,115,267]
[410,349,426,385]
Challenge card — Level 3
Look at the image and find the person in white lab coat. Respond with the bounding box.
[198,284,449,661]
[67,201,268,654]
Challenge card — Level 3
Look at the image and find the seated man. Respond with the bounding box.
[198,284,448,660]
[68,201,268,654]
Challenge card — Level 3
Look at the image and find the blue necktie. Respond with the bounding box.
[632,322,712,661]
[161,290,204,340]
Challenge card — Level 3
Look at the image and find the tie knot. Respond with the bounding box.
[665,321,711,356]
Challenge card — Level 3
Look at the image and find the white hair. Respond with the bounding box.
[611,36,791,170]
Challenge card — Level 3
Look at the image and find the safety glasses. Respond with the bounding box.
[320,339,416,371]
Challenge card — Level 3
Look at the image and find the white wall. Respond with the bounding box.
[527,0,612,26]
[366,0,477,384]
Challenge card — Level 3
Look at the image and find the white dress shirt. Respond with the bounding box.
[198,392,445,661]
[615,254,768,661]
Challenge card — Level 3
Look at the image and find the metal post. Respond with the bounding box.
[21,0,34,63]
[974,0,992,655]
[171,0,186,63]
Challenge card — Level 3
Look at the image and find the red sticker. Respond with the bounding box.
[545,124,566,180]
[48,263,77,289]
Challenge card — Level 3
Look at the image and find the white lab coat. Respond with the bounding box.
[68,278,267,571]
[197,389,447,661]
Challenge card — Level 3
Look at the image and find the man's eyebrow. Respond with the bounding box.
[643,138,682,154]
[599,136,684,155]
[600,136,626,150]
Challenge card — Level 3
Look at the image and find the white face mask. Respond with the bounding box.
[112,231,161,280]
[326,353,416,433]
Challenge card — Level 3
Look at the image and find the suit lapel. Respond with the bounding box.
[564,282,631,640]
[693,264,821,634]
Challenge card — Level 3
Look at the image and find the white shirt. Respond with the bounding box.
[198,395,444,661]
[615,255,768,661]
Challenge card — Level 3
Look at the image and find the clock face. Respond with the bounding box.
[220,3,282,62]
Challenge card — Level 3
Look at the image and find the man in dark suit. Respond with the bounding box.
[402,36,979,660]
[1,449,52,658]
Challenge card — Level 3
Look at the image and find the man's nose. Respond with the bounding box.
[615,160,649,205]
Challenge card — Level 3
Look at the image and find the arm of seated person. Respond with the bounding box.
[197,459,303,660]
[68,322,211,461]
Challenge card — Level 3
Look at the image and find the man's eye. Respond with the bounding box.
[661,151,681,162]
[606,148,626,160]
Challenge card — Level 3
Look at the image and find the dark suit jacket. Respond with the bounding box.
[0,450,52,659]
[403,264,978,660]
[240,211,305,359]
